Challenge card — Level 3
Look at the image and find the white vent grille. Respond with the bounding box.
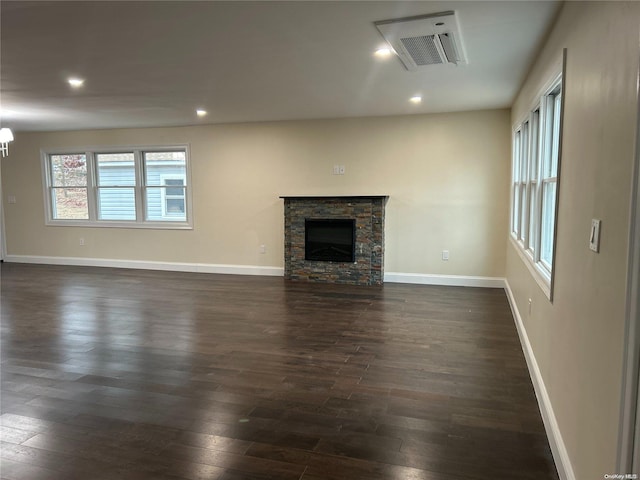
[400,35,443,65]
[375,11,467,71]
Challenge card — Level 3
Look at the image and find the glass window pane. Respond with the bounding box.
[165,179,184,196]
[166,198,185,214]
[528,183,537,251]
[50,154,87,187]
[551,93,562,176]
[530,109,540,180]
[520,122,529,182]
[145,188,186,222]
[540,181,557,266]
[165,179,184,185]
[52,187,88,219]
[96,153,135,186]
[97,188,136,220]
[144,151,186,186]
[519,188,527,240]
[513,131,521,180]
[513,184,521,235]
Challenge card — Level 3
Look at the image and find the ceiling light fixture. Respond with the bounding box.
[374,47,393,58]
[68,77,85,88]
[196,109,207,117]
[409,95,423,104]
[0,128,14,157]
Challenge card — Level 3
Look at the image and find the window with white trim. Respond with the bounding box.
[159,176,186,219]
[527,108,540,256]
[48,154,89,220]
[42,146,191,228]
[96,152,136,221]
[511,74,563,297]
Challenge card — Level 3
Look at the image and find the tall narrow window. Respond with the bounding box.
[512,129,522,236]
[144,151,187,222]
[527,108,540,255]
[540,87,562,271]
[161,177,186,218]
[48,154,89,220]
[510,72,562,299]
[96,152,136,221]
[518,121,530,244]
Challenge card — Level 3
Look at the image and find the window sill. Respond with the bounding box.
[509,235,552,300]
[45,219,193,230]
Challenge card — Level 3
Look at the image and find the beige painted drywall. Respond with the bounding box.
[1,110,510,277]
[507,2,640,478]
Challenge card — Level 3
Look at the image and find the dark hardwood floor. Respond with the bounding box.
[0,263,558,480]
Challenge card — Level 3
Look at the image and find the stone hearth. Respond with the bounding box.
[281,196,388,285]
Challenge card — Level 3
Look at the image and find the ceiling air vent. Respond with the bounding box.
[374,11,467,71]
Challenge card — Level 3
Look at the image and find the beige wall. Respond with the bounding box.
[2,110,510,277]
[508,2,640,478]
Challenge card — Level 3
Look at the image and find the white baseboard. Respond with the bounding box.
[384,271,505,288]
[504,280,575,480]
[3,255,285,277]
[3,258,505,287]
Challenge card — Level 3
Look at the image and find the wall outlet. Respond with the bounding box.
[79,238,85,246]
[590,219,601,252]
[338,165,345,175]
[442,250,449,261]
[259,244,266,254]
[7,195,16,204]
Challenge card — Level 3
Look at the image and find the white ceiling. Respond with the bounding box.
[0,1,561,132]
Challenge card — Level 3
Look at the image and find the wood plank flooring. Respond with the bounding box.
[0,263,559,480]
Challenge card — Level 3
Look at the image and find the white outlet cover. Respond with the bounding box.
[590,219,601,252]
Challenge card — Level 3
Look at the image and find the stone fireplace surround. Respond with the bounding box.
[281,196,388,286]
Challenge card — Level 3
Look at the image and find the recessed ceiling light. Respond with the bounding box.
[68,77,85,88]
[196,109,207,117]
[409,95,423,104]
[374,47,393,58]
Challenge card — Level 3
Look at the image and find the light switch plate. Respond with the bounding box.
[590,219,601,252]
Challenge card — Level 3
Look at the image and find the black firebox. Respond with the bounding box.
[305,219,355,263]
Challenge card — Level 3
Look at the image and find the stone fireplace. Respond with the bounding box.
[281,196,388,285]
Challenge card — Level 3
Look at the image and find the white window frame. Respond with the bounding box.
[41,144,193,230]
[518,120,530,246]
[511,129,522,238]
[45,152,91,221]
[159,175,187,219]
[95,151,137,222]
[527,107,541,259]
[510,71,563,300]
